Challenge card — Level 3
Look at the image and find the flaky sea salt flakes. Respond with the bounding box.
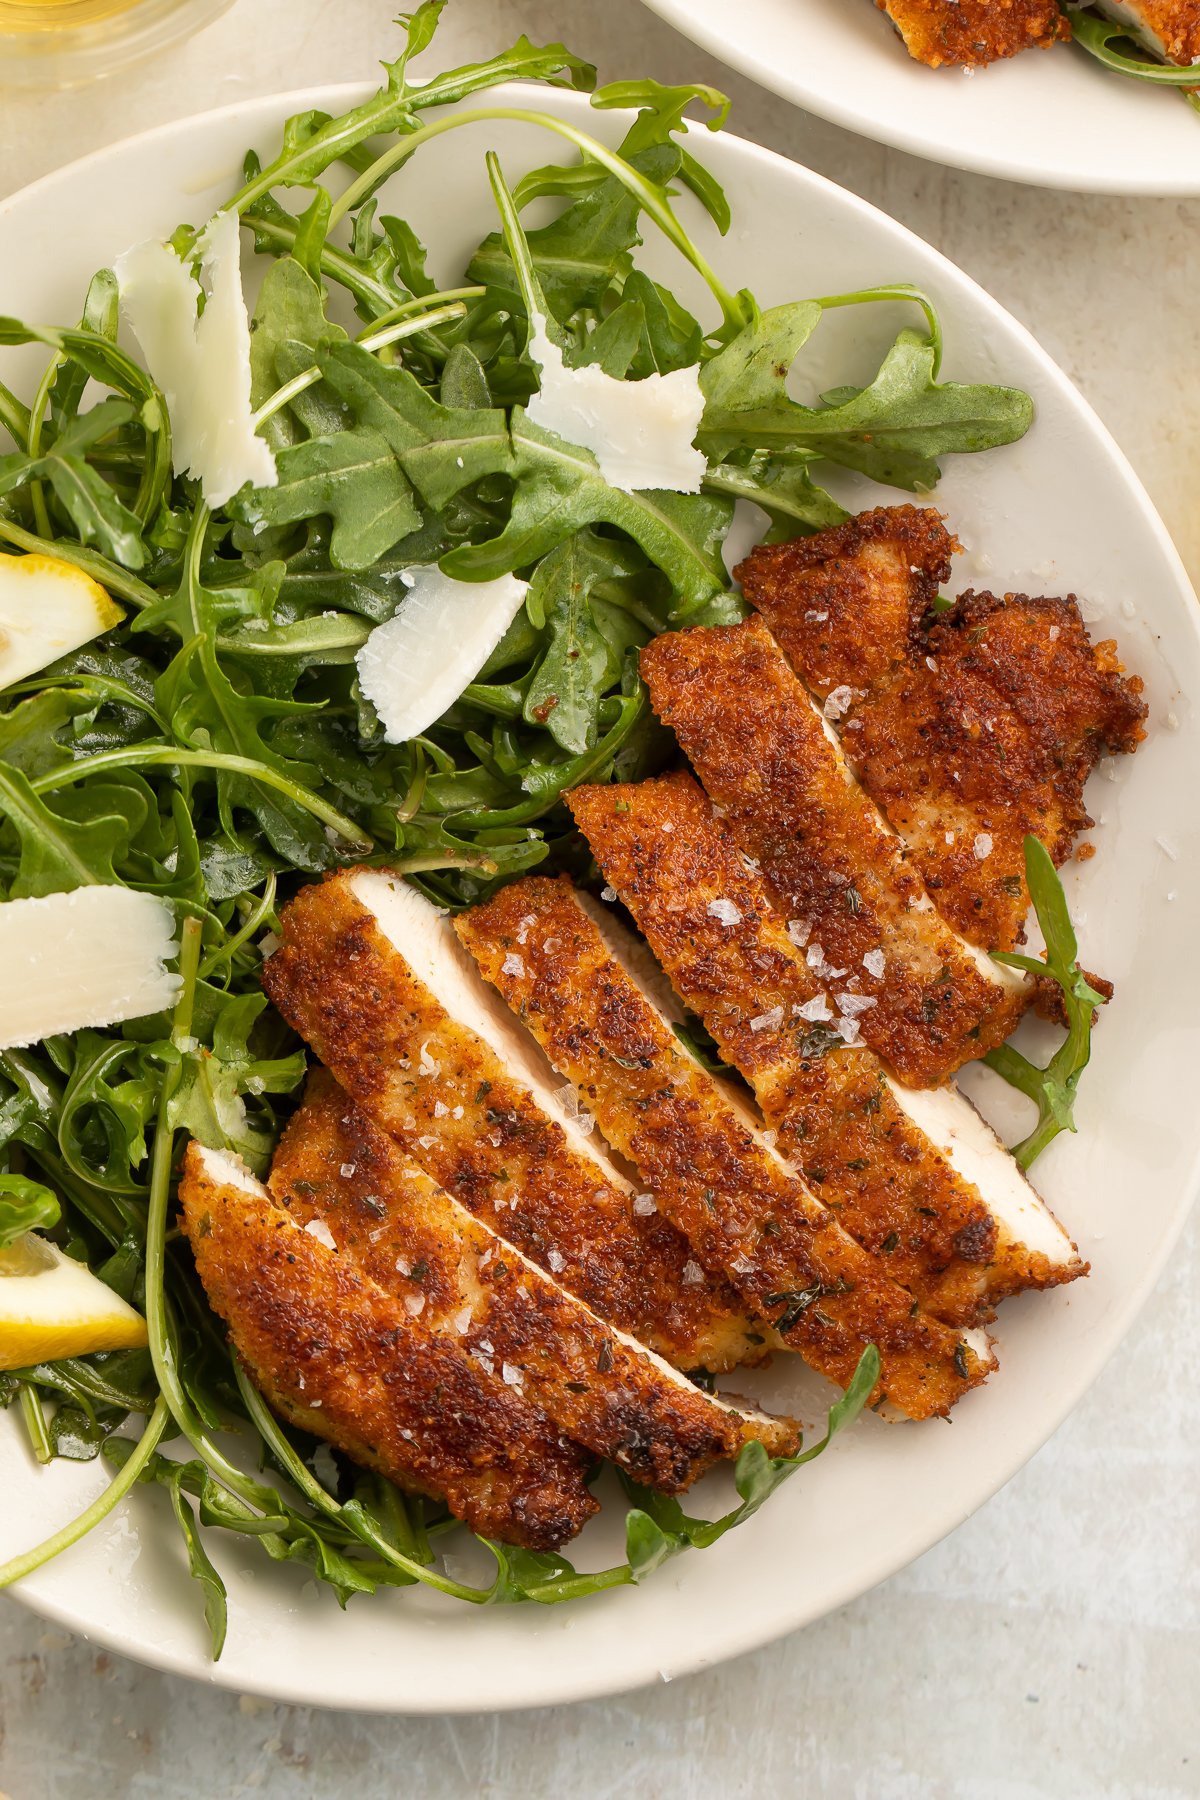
[797,995,832,1022]
[836,992,878,1018]
[806,942,847,981]
[824,684,855,722]
[547,1248,566,1272]
[304,1219,336,1251]
[433,1100,449,1118]
[502,951,526,978]
[682,1260,705,1285]
[863,948,886,979]
[475,1351,495,1376]
[1049,625,1061,642]
[554,1084,596,1136]
[832,1016,862,1047]
[339,1162,356,1179]
[404,1293,425,1318]
[804,610,828,623]
[453,1305,473,1336]
[601,885,617,903]
[787,918,812,949]
[633,1193,657,1217]
[502,1363,523,1388]
[944,831,956,846]
[750,1006,784,1033]
[731,1253,755,1276]
[417,1041,439,1078]
[707,897,742,927]
[973,833,993,861]
[515,913,537,945]
[395,1255,411,1276]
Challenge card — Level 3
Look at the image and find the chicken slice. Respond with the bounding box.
[262,869,763,1373]
[568,773,1084,1326]
[641,617,1027,1087]
[458,877,995,1419]
[268,1074,797,1486]
[738,507,1147,949]
[876,0,1070,66]
[178,1142,597,1550]
[1091,1,1200,65]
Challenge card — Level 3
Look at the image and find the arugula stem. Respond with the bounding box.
[326,107,749,331]
[198,872,277,979]
[31,746,374,853]
[232,1362,490,1605]
[0,1396,170,1589]
[0,515,160,608]
[251,302,468,431]
[0,378,30,446]
[25,350,59,542]
[812,285,943,378]
[17,1383,53,1465]
[358,287,486,336]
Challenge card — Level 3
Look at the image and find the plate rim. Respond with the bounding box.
[638,0,1200,196]
[1,79,1198,1712]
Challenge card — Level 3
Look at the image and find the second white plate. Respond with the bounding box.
[641,0,1200,194]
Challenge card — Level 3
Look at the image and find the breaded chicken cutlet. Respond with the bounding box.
[738,506,1147,950]
[641,617,1028,1088]
[267,1076,798,1488]
[1091,0,1200,66]
[458,876,995,1420]
[182,1132,797,1552]
[568,773,1084,1327]
[262,867,765,1372]
[876,0,1070,65]
[180,1142,597,1550]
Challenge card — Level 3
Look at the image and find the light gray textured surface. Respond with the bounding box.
[1,2,1198,1793]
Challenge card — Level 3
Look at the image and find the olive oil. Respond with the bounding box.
[0,0,144,31]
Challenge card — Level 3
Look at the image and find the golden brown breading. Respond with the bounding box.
[263,870,762,1372]
[738,507,1147,949]
[178,1141,598,1550]
[269,1075,798,1485]
[458,877,996,1420]
[569,773,1084,1325]
[1100,0,1200,63]
[877,0,1070,66]
[640,618,1027,1087]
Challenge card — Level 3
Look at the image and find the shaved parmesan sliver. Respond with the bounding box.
[0,552,123,691]
[355,567,528,744]
[525,312,706,495]
[0,887,181,1050]
[115,210,277,508]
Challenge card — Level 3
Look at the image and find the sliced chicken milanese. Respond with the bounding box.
[267,1074,797,1489]
[568,774,1084,1327]
[263,869,764,1373]
[641,617,1026,1088]
[875,0,1070,67]
[179,1142,597,1551]
[458,876,995,1420]
[738,505,1147,950]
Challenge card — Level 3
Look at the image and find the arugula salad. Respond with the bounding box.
[0,5,1087,1654]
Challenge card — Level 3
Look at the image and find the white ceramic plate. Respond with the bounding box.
[0,83,1197,1714]
[641,0,1200,194]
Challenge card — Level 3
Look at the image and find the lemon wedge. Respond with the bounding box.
[0,1234,148,1371]
[0,551,124,690]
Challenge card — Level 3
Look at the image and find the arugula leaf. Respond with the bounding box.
[983,837,1107,1169]
[0,1174,61,1251]
[444,410,731,616]
[699,307,1033,490]
[0,765,138,896]
[522,532,633,752]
